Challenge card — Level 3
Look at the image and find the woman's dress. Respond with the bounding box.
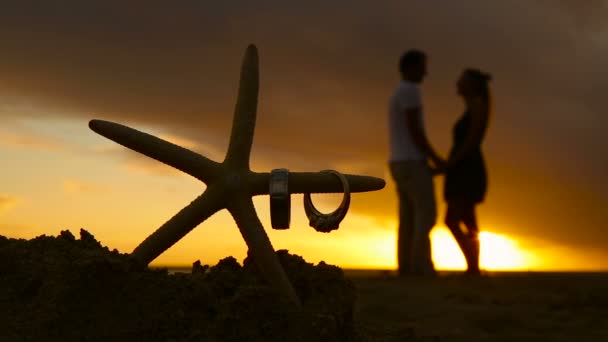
[444,111,487,203]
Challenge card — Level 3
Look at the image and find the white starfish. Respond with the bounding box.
[89,44,385,306]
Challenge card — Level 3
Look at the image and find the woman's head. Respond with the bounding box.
[457,68,492,98]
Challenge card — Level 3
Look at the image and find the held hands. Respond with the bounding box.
[430,166,444,176]
[429,158,449,176]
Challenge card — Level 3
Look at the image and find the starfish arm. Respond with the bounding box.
[227,195,301,307]
[223,44,258,170]
[89,119,221,182]
[250,171,385,196]
[131,185,226,265]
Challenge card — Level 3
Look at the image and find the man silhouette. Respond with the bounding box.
[388,50,445,276]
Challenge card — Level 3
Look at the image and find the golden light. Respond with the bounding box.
[367,231,397,269]
[431,228,466,270]
[478,231,527,270]
[431,227,536,271]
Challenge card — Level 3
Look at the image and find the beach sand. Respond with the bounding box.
[351,270,608,341]
[1,231,607,341]
[0,230,356,342]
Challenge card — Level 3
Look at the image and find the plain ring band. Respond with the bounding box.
[303,170,351,233]
[269,168,290,229]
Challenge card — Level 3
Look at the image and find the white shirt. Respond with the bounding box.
[388,80,427,162]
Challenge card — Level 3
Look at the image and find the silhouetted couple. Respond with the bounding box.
[388,49,491,276]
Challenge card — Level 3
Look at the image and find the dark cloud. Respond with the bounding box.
[0,1,607,252]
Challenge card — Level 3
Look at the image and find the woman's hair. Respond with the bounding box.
[464,68,492,98]
[464,68,493,125]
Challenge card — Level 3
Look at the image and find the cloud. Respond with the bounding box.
[0,1,603,176]
[0,131,64,151]
[0,222,46,239]
[121,155,187,178]
[89,129,227,177]
[63,180,108,194]
[0,1,606,251]
[0,195,19,214]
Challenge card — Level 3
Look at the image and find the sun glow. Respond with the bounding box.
[339,222,538,271]
[478,231,528,269]
[431,228,536,270]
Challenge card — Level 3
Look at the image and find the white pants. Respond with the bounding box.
[390,160,437,274]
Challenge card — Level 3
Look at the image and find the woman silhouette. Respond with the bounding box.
[443,68,492,276]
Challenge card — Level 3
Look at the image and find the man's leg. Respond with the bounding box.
[410,162,437,275]
[390,162,415,276]
[397,189,414,275]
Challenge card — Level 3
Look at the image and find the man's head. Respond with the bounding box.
[399,50,427,84]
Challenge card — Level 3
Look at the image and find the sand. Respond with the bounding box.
[1,230,607,341]
[353,271,608,341]
[0,230,356,342]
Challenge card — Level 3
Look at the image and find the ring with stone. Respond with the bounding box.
[269,168,290,229]
[303,170,351,233]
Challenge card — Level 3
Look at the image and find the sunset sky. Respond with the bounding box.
[1,1,607,271]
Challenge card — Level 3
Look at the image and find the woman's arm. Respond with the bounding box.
[447,96,489,166]
[405,107,446,167]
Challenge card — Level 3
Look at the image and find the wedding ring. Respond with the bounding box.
[303,170,351,233]
[269,168,290,229]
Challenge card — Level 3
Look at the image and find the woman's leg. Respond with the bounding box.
[461,203,480,274]
[444,200,472,270]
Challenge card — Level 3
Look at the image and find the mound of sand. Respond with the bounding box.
[0,230,358,342]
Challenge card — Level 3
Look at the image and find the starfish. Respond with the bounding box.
[89,44,385,306]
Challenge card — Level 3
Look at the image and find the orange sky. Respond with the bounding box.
[1,1,607,271]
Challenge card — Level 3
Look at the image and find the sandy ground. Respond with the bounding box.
[349,270,608,341]
[0,232,357,342]
[3,232,607,341]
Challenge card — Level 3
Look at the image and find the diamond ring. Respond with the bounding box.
[303,170,350,233]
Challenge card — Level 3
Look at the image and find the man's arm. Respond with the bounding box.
[405,107,446,168]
